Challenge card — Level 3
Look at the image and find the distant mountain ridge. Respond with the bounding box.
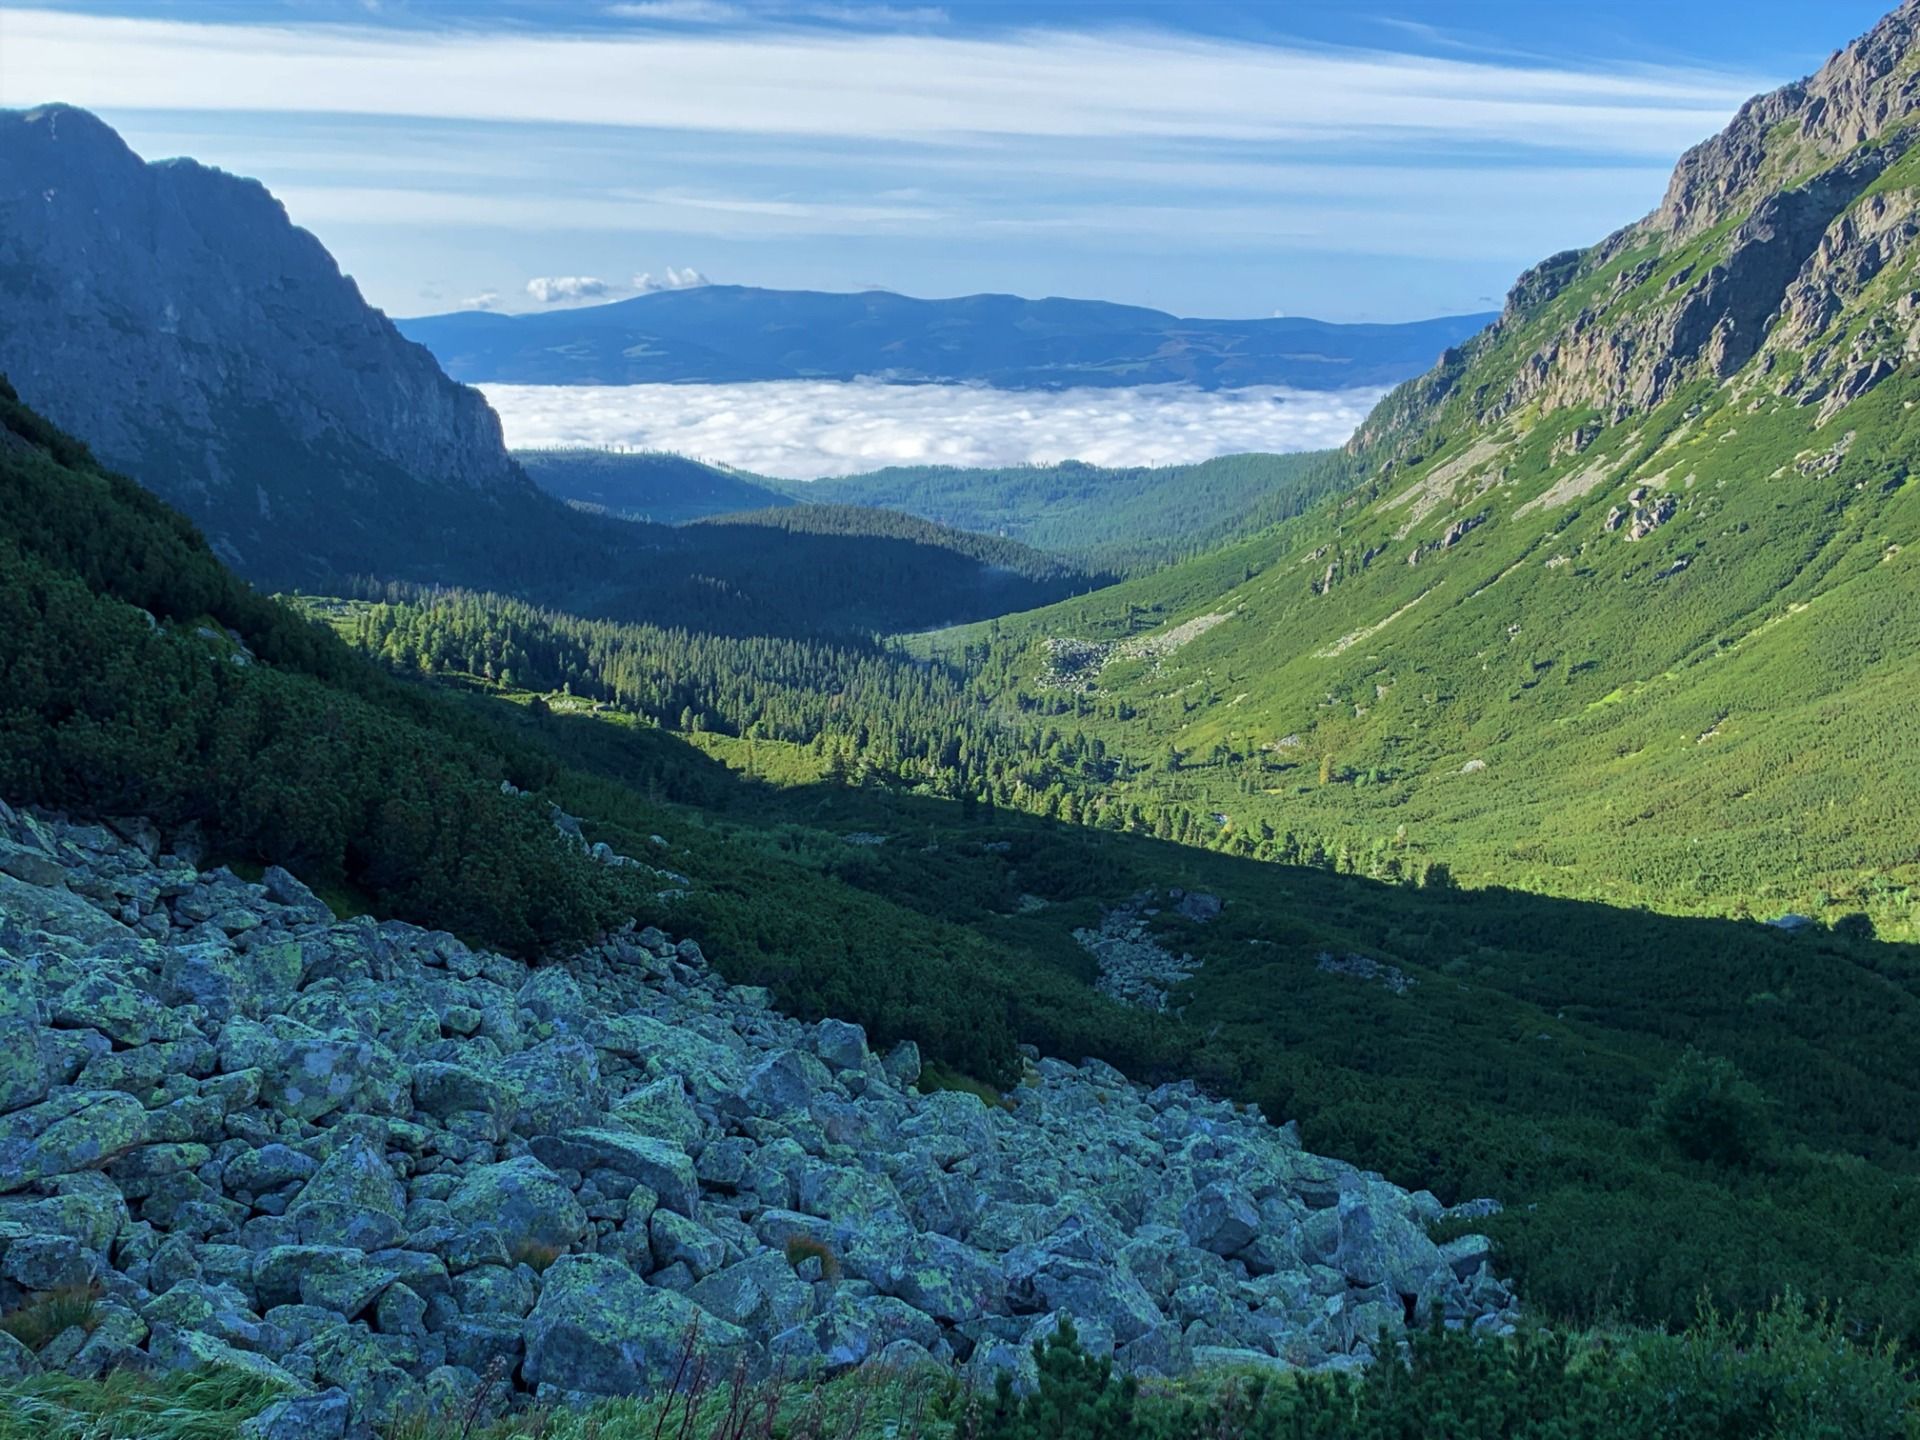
[0,104,576,591]
[399,286,1494,391]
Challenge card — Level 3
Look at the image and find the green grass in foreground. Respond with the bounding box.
[8,1302,1916,1439]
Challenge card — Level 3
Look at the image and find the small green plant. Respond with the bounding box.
[0,1286,100,1352]
[507,1239,567,1274]
[783,1235,842,1282]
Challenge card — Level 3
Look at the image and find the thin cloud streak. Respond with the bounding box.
[0,7,1762,157]
[480,379,1387,479]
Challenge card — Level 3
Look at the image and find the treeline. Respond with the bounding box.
[339,585,1445,889]
[690,504,1102,586]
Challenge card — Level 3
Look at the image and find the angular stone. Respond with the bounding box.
[1332,1194,1443,1293]
[288,1137,406,1251]
[862,1232,1007,1324]
[528,1129,696,1216]
[0,1090,150,1192]
[522,1253,750,1397]
[881,1041,922,1089]
[810,1020,868,1072]
[611,1075,702,1153]
[0,952,51,1114]
[1180,1181,1261,1257]
[447,1156,588,1257]
[239,1388,351,1440]
[689,1251,813,1333]
[649,1209,726,1280]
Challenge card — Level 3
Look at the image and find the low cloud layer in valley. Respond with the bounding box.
[480,380,1385,478]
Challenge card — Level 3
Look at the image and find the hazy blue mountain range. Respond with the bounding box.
[400,286,1496,390]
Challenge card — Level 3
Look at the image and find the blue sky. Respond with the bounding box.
[0,0,1893,322]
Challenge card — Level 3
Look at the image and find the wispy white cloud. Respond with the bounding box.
[605,0,746,22]
[633,265,710,291]
[525,275,612,304]
[606,0,947,26]
[459,290,501,310]
[480,379,1385,478]
[0,7,1761,157]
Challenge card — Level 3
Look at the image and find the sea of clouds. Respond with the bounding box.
[479,380,1386,480]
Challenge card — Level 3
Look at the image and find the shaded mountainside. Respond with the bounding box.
[400,285,1493,391]
[517,448,797,525]
[939,0,1920,933]
[518,448,1351,576]
[0,104,609,593]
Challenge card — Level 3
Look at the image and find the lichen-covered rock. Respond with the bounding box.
[448,1157,588,1257]
[238,1388,351,1440]
[528,1130,697,1217]
[1179,1181,1261,1257]
[0,1090,150,1192]
[288,1137,406,1251]
[522,1253,751,1397]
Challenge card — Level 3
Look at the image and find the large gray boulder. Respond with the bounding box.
[1180,1181,1261,1257]
[447,1157,588,1257]
[521,1254,751,1397]
[529,1129,697,1216]
[287,1137,406,1250]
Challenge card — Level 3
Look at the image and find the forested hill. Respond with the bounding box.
[794,451,1355,571]
[929,0,1920,935]
[516,446,1354,575]
[691,504,1103,586]
[401,284,1493,390]
[518,447,796,525]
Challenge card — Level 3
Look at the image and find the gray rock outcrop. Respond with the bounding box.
[0,105,564,589]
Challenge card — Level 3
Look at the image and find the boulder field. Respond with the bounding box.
[0,799,1514,1433]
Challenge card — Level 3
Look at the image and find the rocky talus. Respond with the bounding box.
[0,801,1512,1435]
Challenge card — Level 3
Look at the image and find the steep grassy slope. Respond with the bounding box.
[933,2,1920,934]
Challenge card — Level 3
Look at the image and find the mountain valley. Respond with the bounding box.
[4,4,1920,1436]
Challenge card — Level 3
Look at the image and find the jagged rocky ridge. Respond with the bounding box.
[0,105,575,591]
[0,801,1513,1434]
[1353,0,1920,462]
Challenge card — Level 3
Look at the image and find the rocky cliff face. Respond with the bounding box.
[1353,0,1920,463]
[0,799,1512,1431]
[0,106,555,589]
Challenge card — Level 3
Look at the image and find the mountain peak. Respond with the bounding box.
[1648,0,1920,243]
[0,105,547,589]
